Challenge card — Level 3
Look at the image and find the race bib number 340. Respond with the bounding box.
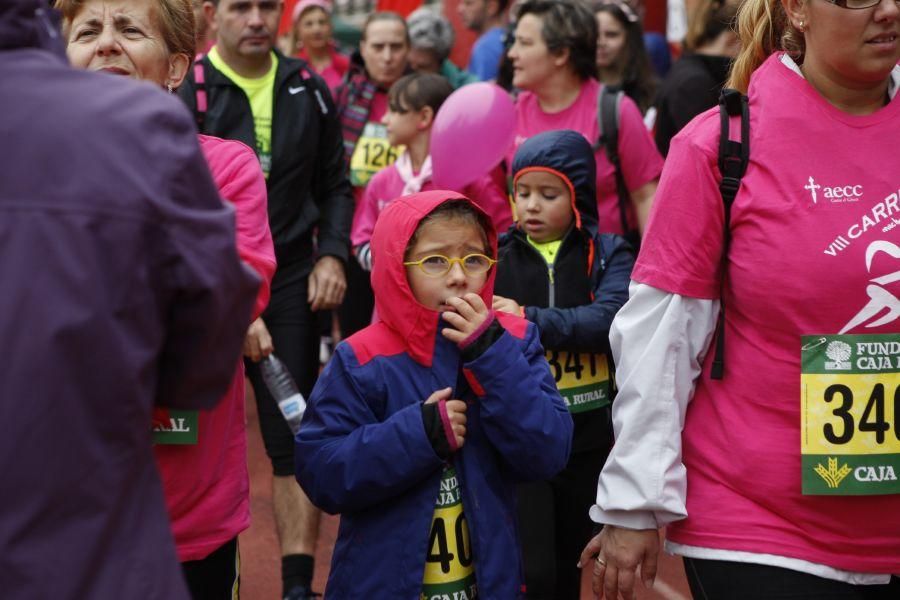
[801,334,900,495]
[422,466,477,600]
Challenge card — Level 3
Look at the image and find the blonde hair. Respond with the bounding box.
[727,0,804,93]
[55,0,196,58]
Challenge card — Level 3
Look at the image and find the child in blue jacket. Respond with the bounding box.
[493,130,635,599]
[295,190,573,599]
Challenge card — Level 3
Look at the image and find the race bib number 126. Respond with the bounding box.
[800,334,900,495]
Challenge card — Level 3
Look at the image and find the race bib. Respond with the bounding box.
[349,122,403,187]
[801,334,900,495]
[422,466,477,600]
[545,350,611,413]
[152,408,198,445]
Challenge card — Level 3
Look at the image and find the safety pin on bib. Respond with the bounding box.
[801,337,828,351]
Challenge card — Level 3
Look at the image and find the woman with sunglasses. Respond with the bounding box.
[580,0,900,597]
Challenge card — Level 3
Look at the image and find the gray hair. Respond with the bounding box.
[406,8,455,62]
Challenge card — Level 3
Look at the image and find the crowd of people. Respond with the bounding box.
[1,0,899,599]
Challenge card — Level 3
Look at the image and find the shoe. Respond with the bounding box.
[283,584,322,600]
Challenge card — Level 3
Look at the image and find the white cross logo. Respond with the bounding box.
[804,176,821,204]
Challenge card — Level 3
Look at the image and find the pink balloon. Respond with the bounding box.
[431,83,516,190]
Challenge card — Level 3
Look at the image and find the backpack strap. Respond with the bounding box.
[299,65,330,116]
[193,59,327,132]
[193,57,207,132]
[595,87,637,246]
[710,88,750,380]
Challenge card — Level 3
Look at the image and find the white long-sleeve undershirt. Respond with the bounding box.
[590,282,892,585]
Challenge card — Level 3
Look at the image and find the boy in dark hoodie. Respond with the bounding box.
[493,130,635,600]
[296,191,573,599]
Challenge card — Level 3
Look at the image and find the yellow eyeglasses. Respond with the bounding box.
[403,254,497,277]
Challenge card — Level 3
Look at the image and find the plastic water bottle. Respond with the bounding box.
[260,354,306,435]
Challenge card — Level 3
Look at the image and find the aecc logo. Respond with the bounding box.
[805,177,863,204]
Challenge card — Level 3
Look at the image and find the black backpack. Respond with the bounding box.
[594,86,640,248]
[710,88,750,380]
[597,87,749,379]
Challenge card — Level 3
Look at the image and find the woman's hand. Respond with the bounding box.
[243,317,274,362]
[492,295,523,316]
[441,293,491,344]
[578,525,660,599]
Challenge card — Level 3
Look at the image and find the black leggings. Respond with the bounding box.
[245,270,319,476]
[517,446,609,600]
[337,257,374,339]
[684,558,900,600]
[181,537,239,600]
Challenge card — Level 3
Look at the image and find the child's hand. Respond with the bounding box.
[425,388,468,449]
[441,293,490,345]
[492,295,523,317]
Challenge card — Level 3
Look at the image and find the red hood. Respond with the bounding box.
[370,190,498,367]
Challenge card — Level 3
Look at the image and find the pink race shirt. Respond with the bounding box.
[513,79,662,235]
[635,54,900,573]
[154,135,276,562]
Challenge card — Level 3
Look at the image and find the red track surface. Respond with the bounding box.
[239,387,692,599]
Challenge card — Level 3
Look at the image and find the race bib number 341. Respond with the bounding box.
[545,350,611,413]
[801,334,900,495]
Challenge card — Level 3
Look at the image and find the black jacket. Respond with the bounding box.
[654,53,733,156]
[495,130,634,452]
[178,51,353,273]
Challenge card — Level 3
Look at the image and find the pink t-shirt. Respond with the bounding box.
[635,54,900,573]
[513,79,663,235]
[154,136,276,562]
[352,158,512,247]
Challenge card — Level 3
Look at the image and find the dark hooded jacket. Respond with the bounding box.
[296,191,572,598]
[0,3,259,598]
[495,130,634,453]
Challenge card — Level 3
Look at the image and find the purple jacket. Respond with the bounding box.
[0,3,260,598]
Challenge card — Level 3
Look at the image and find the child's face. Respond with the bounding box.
[514,170,574,243]
[382,101,423,147]
[405,218,491,311]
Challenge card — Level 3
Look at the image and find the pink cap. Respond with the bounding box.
[292,0,333,23]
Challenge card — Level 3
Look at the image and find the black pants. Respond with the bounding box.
[684,558,900,600]
[337,257,374,339]
[517,446,609,599]
[245,269,319,476]
[182,537,240,600]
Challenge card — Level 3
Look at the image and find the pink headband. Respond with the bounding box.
[293,0,332,23]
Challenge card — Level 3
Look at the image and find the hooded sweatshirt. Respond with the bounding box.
[495,130,634,453]
[296,190,573,599]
